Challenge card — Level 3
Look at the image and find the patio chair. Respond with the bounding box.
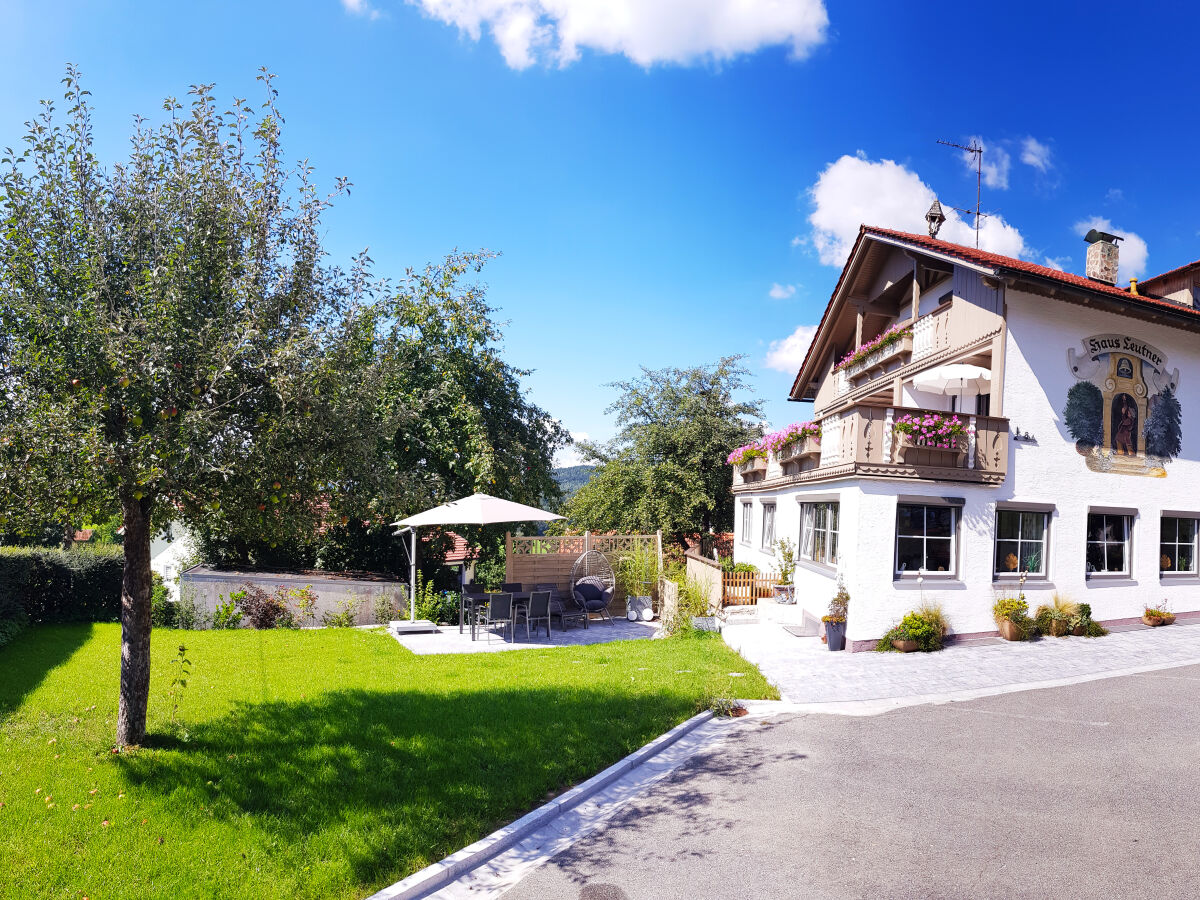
[516,590,552,639]
[536,582,586,631]
[501,582,524,594]
[476,593,514,643]
[573,576,615,626]
[570,550,617,626]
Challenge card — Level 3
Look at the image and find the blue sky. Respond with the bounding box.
[3,1,1198,462]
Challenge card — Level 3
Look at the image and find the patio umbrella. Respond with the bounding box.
[912,363,991,409]
[391,493,564,628]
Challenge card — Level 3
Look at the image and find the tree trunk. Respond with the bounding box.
[116,494,153,747]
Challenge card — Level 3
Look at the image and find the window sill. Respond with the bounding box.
[1084,576,1137,588]
[797,558,838,578]
[991,579,1055,590]
[893,577,965,589]
[1160,573,1200,582]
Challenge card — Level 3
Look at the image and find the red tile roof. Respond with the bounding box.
[790,226,1200,400]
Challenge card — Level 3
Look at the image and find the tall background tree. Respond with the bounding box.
[0,70,564,744]
[560,357,763,548]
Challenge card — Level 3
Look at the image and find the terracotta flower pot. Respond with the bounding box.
[892,639,919,653]
[1072,625,1086,637]
[1163,613,1177,625]
[1048,619,1069,637]
[997,619,1024,641]
[1143,614,1164,627]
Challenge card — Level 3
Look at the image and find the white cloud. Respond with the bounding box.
[963,135,1010,190]
[768,283,796,300]
[765,324,818,372]
[790,235,803,248]
[403,0,829,69]
[343,0,384,19]
[1105,187,1124,204]
[1042,255,1070,272]
[1020,137,1052,172]
[806,154,1027,267]
[1074,217,1149,284]
[555,430,591,467]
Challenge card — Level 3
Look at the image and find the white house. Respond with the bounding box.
[734,223,1200,649]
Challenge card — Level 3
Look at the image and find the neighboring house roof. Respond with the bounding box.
[72,529,94,543]
[443,531,473,564]
[790,225,1200,400]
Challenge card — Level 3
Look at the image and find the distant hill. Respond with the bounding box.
[553,465,596,502]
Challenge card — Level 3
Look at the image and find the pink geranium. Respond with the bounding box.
[762,421,820,456]
[833,324,913,373]
[891,412,972,449]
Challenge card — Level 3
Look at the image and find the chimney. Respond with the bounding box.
[1084,228,1122,285]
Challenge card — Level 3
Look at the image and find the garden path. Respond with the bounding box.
[723,617,1200,710]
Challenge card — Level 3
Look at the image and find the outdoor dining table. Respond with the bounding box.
[462,592,533,641]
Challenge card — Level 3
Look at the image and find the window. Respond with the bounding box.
[1160,516,1197,574]
[895,504,956,575]
[1086,513,1131,575]
[975,393,991,416]
[761,503,776,550]
[800,502,839,567]
[741,502,753,545]
[994,510,1048,576]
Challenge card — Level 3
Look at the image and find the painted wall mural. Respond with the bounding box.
[1065,334,1182,477]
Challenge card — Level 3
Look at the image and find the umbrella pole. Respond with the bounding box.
[410,527,418,623]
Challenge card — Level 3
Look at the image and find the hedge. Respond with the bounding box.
[0,546,125,628]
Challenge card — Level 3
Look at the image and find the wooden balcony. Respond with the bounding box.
[733,405,1009,490]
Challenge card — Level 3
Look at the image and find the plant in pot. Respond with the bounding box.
[822,580,849,651]
[1034,594,1078,638]
[773,538,797,604]
[619,544,660,621]
[1143,602,1176,627]
[1068,602,1108,637]
[877,604,946,653]
[993,596,1035,641]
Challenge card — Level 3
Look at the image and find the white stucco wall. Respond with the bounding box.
[736,283,1200,648]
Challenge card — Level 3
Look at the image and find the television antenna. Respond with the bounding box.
[937,139,990,248]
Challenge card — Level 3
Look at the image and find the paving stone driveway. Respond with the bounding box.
[723,619,1200,704]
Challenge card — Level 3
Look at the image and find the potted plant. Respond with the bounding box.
[877,604,947,653]
[619,544,660,620]
[764,421,821,464]
[1034,594,1077,638]
[773,538,797,603]
[993,596,1033,641]
[1143,603,1175,627]
[1069,602,1108,637]
[822,580,849,651]
[891,412,971,465]
[727,443,767,475]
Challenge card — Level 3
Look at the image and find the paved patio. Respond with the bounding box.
[723,617,1200,707]
[390,617,659,654]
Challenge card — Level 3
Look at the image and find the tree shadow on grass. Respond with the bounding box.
[0,624,95,719]
[117,684,698,892]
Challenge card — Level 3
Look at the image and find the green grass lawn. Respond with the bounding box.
[0,624,776,900]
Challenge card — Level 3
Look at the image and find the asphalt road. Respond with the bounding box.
[502,665,1200,899]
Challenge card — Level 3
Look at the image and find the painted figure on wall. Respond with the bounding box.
[1065,335,1182,477]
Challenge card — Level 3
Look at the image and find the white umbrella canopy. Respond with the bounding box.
[393,492,564,527]
[391,493,563,628]
[912,363,991,396]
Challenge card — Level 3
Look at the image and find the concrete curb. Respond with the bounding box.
[364,709,716,900]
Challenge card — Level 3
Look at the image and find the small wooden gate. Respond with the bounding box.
[721,571,777,606]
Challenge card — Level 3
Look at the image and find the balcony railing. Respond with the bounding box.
[734,405,1008,488]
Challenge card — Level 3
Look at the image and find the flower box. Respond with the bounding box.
[838,332,913,381]
[894,432,966,466]
[738,456,767,476]
[777,433,821,464]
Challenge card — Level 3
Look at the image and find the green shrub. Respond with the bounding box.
[150,574,176,628]
[876,606,945,652]
[174,586,210,630]
[212,597,243,629]
[0,545,124,624]
[992,595,1038,639]
[322,597,362,628]
[234,583,294,629]
[0,612,27,651]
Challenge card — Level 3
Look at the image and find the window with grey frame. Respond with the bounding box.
[761,503,776,550]
[994,510,1048,576]
[741,502,753,545]
[799,501,839,566]
[1160,516,1197,574]
[895,504,956,575]
[1086,513,1131,575]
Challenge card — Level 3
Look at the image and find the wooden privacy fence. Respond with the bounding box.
[506,531,663,616]
[721,571,779,606]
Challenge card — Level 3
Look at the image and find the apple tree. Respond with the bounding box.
[0,70,417,745]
